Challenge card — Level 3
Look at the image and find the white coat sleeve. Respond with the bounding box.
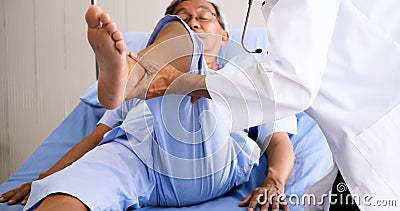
[206,0,340,132]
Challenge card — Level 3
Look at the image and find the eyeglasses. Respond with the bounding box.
[176,10,217,24]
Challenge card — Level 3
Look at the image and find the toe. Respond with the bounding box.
[106,22,118,35]
[112,31,123,42]
[100,12,111,25]
[115,40,126,54]
[85,5,102,28]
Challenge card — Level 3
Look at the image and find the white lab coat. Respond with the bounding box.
[206,0,400,210]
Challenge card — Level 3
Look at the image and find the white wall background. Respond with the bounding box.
[0,0,266,183]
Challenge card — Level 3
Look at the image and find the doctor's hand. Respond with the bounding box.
[239,177,289,211]
[0,182,32,206]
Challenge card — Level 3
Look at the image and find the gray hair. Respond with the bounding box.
[164,0,226,30]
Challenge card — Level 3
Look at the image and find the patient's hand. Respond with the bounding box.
[0,182,32,206]
[239,177,289,211]
[0,172,49,206]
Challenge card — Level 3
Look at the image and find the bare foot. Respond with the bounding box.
[86,5,130,109]
[86,6,194,106]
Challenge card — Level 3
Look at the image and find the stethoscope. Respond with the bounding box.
[241,0,263,54]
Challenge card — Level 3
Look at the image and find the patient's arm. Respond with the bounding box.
[239,132,294,211]
[0,124,111,206]
[39,123,111,178]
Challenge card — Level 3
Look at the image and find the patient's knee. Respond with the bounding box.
[35,193,89,211]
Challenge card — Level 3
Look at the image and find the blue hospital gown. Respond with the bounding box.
[24,15,293,210]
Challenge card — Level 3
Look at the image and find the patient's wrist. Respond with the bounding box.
[264,171,286,188]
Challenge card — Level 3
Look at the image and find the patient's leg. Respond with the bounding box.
[86,5,192,109]
[35,194,88,211]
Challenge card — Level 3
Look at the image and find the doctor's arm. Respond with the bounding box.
[204,0,341,131]
[138,0,341,131]
[0,124,111,206]
[239,132,294,211]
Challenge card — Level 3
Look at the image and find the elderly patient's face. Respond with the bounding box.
[172,0,229,55]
